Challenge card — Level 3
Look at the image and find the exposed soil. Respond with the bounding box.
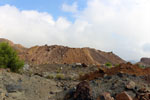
[20,45,125,65]
[80,62,150,81]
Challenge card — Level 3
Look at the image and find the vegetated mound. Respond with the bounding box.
[80,62,150,81]
[21,45,125,65]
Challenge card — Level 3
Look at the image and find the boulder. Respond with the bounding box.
[116,92,133,100]
[97,92,114,100]
[73,81,93,100]
[126,81,136,89]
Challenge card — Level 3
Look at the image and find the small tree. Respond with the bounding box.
[0,42,24,72]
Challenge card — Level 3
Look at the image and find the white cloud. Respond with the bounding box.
[62,2,78,13]
[0,5,71,46]
[142,43,150,52]
[75,0,150,60]
[0,0,150,61]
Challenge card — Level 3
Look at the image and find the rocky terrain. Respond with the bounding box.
[0,63,150,100]
[0,64,99,100]
[1,38,150,100]
[56,63,150,100]
[0,68,65,100]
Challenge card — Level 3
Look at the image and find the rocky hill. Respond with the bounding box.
[0,38,125,65]
[138,57,150,66]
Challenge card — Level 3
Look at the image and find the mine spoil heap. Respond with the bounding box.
[0,38,125,65]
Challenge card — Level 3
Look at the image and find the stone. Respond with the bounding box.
[98,92,114,100]
[126,81,136,89]
[23,64,30,71]
[117,72,124,77]
[116,92,133,100]
[82,63,88,67]
[103,92,114,100]
[135,88,150,100]
[49,91,54,94]
[5,84,23,93]
[0,92,5,99]
[73,81,93,100]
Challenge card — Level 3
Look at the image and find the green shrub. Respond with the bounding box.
[46,74,54,79]
[56,74,65,80]
[0,42,24,72]
[138,65,146,69]
[105,62,112,68]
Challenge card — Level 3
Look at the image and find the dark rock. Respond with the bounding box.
[64,86,68,91]
[34,73,43,77]
[73,81,93,100]
[104,76,112,80]
[5,84,23,93]
[135,91,150,100]
[50,91,54,94]
[82,63,88,67]
[117,72,123,77]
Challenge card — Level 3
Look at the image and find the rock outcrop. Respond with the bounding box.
[139,57,150,66]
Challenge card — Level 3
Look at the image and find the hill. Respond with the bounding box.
[0,38,27,53]
[21,45,125,65]
[0,38,125,65]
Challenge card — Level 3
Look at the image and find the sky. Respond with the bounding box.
[0,0,150,61]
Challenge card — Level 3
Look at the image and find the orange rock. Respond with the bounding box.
[116,92,133,100]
